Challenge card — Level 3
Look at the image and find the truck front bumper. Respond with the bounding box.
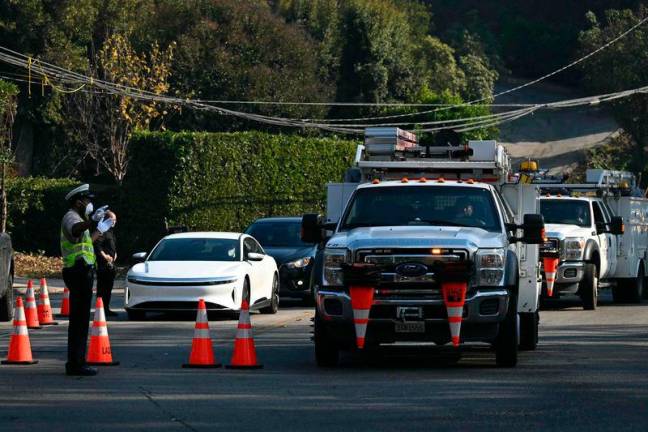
[541,261,584,296]
[317,288,510,348]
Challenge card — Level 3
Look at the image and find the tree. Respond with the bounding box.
[0,80,18,232]
[64,34,175,183]
[578,7,648,177]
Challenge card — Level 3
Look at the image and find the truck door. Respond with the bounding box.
[600,201,618,275]
[592,201,612,278]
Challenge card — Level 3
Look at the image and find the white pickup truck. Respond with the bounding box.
[538,169,648,308]
[302,129,544,368]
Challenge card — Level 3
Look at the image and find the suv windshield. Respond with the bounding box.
[246,221,313,248]
[540,199,591,228]
[148,238,240,261]
[340,186,502,232]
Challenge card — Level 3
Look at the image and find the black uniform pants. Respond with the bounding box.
[96,267,116,310]
[62,260,94,367]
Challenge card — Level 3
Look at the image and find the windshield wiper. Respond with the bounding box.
[409,219,473,228]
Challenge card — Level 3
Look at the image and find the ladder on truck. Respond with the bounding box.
[533,169,642,197]
[352,127,513,184]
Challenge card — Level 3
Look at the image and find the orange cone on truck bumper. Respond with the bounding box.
[442,281,467,347]
[543,257,559,297]
[350,286,375,349]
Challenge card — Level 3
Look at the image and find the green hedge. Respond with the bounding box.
[7,177,79,255]
[120,131,358,255]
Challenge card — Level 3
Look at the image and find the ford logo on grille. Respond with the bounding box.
[395,262,428,277]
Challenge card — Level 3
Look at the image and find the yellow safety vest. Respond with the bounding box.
[60,228,96,268]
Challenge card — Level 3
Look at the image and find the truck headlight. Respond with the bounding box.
[475,248,505,286]
[285,257,312,269]
[564,238,585,260]
[323,249,348,286]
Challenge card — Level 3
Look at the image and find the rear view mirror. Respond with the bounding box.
[520,214,545,244]
[301,213,324,244]
[131,252,147,263]
[610,216,624,235]
[247,252,265,261]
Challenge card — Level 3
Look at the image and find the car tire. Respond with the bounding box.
[495,291,518,368]
[126,309,146,321]
[260,275,279,314]
[0,272,14,322]
[518,311,538,351]
[580,263,598,310]
[314,310,339,367]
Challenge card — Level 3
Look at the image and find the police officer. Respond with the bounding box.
[61,184,114,376]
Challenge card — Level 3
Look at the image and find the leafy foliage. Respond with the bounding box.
[119,131,357,255]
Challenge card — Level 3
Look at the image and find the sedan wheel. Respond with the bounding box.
[260,275,279,314]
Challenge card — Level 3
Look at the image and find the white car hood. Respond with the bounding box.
[326,226,506,251]
[128,261,242,282]
[545,223,592,240]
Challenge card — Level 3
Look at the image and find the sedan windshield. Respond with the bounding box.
[540,199,591,228]
[246,221,313,247]
[148,238,240,261]
[340,186,502,232]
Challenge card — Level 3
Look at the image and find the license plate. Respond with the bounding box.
[395,321,425,333]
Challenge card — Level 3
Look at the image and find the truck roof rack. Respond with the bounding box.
[356,128,512,183]
[534,169,640,197]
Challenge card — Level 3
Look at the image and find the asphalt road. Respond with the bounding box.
[1,284,647,432]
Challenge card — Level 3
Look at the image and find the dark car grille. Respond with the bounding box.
[370,304,467,320]
[130,301,227,311]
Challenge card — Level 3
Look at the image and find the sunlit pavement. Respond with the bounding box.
[1,288,647,432]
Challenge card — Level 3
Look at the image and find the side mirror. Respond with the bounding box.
[131,252,147,263]
[301,213,324,244]
[520,214,545,244]
[247,252,265,262]
[610,216,624,235]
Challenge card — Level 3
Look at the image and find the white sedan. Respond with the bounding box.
[124,232,279,320]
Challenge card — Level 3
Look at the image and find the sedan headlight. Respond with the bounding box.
[564,237,585,260]
[475,248,505,286]
[323,249,348,286]
[285,256,312,269]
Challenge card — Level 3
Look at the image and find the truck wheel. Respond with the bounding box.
[0,273,14,322]
[625,266,644,304]
[519,311,539,351]
[580,264,598,310]
[495,293,518,367]
[314,310,339,367]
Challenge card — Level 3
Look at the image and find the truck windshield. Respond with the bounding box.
[340,186,502,232]
[540,199,591,228]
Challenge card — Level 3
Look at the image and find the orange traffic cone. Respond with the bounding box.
[24,280,41,329]
[543,257,559,297]
[2,297,38,365]
[58,287,70,317]
[183,299,221,368]
[37,278,58,325]
[86,297,119,366]
[350,286,374,349]
[442,281,467,347]
[226,300,262,369]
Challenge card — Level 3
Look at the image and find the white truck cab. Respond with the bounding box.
[536,169,647,308]
[302,128,545,368]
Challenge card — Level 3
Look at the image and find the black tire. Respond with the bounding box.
[0,272,14,322]
[625,265,644,304]
[314,310,339,367]
[580,264,598,310]
[495,292,518,367]
[519,311,539,351]
[126,309,146,321]
[260,274,279,314]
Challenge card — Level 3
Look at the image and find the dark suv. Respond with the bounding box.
[0,233,14,321]
[245,217,317,303]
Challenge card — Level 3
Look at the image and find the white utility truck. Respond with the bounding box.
[302,128,545,368]
[536,169,648,308]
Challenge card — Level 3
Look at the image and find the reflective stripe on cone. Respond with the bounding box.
[183,299,221,368]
